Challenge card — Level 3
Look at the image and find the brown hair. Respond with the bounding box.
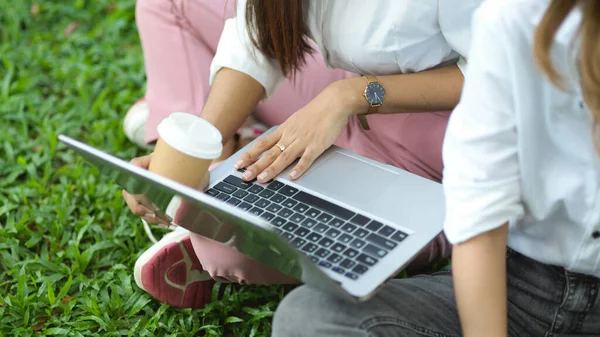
[534,0,600,146]
[244,0,313,77]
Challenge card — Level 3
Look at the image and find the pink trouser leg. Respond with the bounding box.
[137,0,449,286]
[136,0,236,143]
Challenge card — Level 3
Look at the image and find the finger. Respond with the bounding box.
[130,154,152,169]
[235,130,280,170]
[288,146,323,180]
[122,190,153,216]
[243,143,285,182]
[257,140,302,183]
[141,213,172,227]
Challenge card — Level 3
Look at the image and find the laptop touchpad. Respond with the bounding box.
[296,151,399,209]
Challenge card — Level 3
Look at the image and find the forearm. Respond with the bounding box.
[338,65,464,114]
[453,223,508,337]
[200,68,265,142]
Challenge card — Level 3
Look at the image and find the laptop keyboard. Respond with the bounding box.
[205,172,409,281]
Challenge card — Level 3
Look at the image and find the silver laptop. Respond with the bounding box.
[58,129,444,302]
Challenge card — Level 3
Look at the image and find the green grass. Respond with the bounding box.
[0,1,283,335]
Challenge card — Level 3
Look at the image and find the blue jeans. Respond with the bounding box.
[272,248,600,336]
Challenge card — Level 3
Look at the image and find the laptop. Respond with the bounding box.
[58,129,445,302]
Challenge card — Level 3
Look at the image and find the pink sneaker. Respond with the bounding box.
[134,227,215,309]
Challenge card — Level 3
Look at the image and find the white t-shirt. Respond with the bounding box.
[209,0,483,97]
[443,0,600,277]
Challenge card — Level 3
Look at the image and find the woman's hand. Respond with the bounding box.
[235,78,366,183]
[121,155,172,227]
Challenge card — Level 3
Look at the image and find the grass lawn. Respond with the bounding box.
[0,1,284,336]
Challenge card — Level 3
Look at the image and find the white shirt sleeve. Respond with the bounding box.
[438,0,484,74]
[208,0,285,98]
[442,2,524,244]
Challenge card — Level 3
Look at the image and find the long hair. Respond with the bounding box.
[244,0,313,77]
[534,0,600,147]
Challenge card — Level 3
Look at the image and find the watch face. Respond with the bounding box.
[364,82,385,105]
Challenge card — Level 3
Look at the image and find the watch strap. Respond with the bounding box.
[359,75,381,130]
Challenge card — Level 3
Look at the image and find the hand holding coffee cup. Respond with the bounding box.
[122,112,223,226]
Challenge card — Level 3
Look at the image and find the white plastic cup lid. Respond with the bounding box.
[157,112,223,159]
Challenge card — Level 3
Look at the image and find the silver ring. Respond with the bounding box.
[275,143,286,152]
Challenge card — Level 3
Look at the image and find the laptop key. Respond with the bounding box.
[331,243,346,253]
[233,189,249,199]
[343,248,359,258]
[329,218,344,228]
[301,243,318,253]
[349,238,366,249]
[366,220,384,232]
[314,223,329,233]
[271,217,286,227]
[345,272,359,280]
[238,202,253,211]
[305,208,321,218]
[226,197,242,206]
[318,237,334,248]
[356,253,378,266]
[327,253,343,264]
[249,207,263,216]
[301,218,318,228]
[340,259,356,269]
[278,208,293,218]
[259,189,275,199]
[294,227,310,237]
[255,198,271,208]
[224,175,252,189]
[325,228,341,239]
[270,193,286,204]
[338,234,354,244]
[307,232,322,242]
[289,213,306,224]
[366,233,397,250]
[315,248,330,258]
[279,186,299,196]
[390,230,408,242]
[271,216,287,227]
[352,264,369,275]
[332,266,345,274]
[244,194,260,203]
[341,223,357,234]
[378,225,396,237]
[363,244,388,258]
[216,194,230,201]
[350,214,370,226]
[267,180,285,191]
[214,182,237,194]
[292,238,307,248]
[248,185,263,194]
[266,203,283,213]
[260,212,275,221]
[354,228,369,239]
[206,189,219,197]
[282,199,298,208]
[283,222,299,232]
[293,203,309,213]
[317,213,333,223]
[293,191,355,220]
[318,261,332,269]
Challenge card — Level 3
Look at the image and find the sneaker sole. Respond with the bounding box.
[134,230,214,309]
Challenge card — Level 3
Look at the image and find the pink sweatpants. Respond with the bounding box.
[136,0,451,284]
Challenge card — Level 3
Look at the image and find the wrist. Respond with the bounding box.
[329,77,370,115]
